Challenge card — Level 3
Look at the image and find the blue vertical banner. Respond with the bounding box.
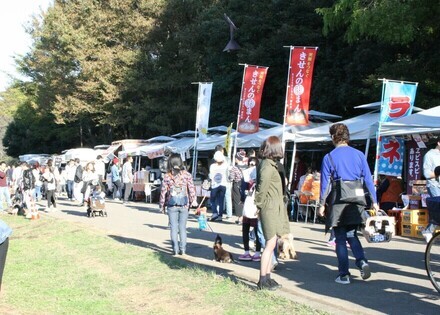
[379,81,418,122]
[378,137,405,176]
[374,79,418,183]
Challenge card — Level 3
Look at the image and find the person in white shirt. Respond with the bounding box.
[209,151,229,221]
[65,159,76,200]
[95,155,106,189]
[12,162,24,191]
[423,136,440,197]
[82,162,99,208]
[32,163,43,201]
[122,156,134,204]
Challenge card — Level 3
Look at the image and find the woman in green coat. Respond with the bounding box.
[254,136,290,290]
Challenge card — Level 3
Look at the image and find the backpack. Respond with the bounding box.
[167,173,188,207]
[74,165,83,183]
[22,169,34,191]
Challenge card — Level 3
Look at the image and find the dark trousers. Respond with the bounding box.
[231,181,243,216]
[46,190,56,208]
[210,185,226,217]
[0,238,9,291]
[113,180,122,199]
[334,225,366,277]
[242,222,261,252]
[124,183,133,202]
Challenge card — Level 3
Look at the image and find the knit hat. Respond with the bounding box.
[236,150,246,161]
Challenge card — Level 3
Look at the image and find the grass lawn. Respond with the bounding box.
[0,215,326,314]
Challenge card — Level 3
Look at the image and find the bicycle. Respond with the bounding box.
[425,230,440,293]
[424,196,440,293]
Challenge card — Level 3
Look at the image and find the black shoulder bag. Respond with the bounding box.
[328,153,367,206]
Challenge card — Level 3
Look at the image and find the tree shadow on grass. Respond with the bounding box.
[107,234,257,289]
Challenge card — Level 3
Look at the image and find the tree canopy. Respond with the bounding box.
[1,0,439,157]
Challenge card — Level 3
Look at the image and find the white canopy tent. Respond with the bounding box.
[380,105,440,136]
[294,112,380,143]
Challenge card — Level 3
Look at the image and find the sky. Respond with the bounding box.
[0,0,53,92]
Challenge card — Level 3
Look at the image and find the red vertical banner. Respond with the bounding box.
[284,47,318,126]
[237,65,268,134]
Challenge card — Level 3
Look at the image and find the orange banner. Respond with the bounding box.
[237,65,268,134]
[284,47,317,125]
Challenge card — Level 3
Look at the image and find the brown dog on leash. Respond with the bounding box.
[213,234,234,263]
[278,233,298,260]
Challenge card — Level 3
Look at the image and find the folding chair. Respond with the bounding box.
[296,190,319,223]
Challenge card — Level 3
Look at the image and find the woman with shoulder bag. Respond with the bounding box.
[319,123,379,285]
[159,154,197,256]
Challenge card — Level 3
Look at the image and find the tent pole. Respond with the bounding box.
[288,139,297,192]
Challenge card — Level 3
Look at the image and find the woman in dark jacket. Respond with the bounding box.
[319,123,379,285]
[254,136,290,290]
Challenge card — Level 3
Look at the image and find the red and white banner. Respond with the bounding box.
[237,65,268,134]
[284,47,318,126]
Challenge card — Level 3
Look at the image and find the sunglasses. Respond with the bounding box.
[249,163,256,166]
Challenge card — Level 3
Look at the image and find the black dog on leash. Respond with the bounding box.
[213,234,234,263]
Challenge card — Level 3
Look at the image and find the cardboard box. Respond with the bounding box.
[408,195,421,209]
[401,209,429,225]
[410,180,427,195]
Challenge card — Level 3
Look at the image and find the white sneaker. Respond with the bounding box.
[359,260,371,280]
[422,229,433,243]
[335,275,350,284]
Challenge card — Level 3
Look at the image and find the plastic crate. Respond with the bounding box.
[401,209,429,225]
[400,222,425,239]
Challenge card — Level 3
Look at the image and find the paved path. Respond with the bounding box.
[43,197,439,315]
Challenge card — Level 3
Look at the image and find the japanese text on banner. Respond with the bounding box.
[237,66,268,134]
[285,47,317,126]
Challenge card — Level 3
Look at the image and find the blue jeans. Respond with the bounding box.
[210,185,226,218]
[66,180,74,199]
[167,206,189,254]
[33,185,42,201]
[225,182,232,217]
[0,187,12,211]
[257,220,278,266]
[334,225,366,277]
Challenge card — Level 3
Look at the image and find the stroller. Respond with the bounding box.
[86,184,108,218]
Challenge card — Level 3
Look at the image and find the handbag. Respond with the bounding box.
[362,209,395,243]
[328,153,367,206]
[243,184,258,219]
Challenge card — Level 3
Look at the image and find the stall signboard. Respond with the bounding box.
[406,139,425,194]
